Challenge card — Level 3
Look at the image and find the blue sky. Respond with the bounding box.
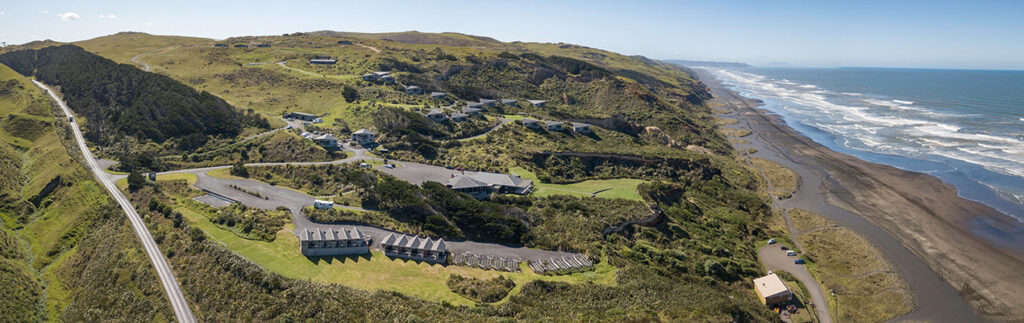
[2,0,1023,69]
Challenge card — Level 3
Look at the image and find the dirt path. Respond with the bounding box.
[358,44,381,53]
[131,46,175,72]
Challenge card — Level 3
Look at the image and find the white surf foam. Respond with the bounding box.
[893,99,914,105]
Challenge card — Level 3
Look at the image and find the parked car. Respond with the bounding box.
[794,259,806,264]
[384,164,395,169]
[767,238,777,245]
[445,165,455,169]
[285,125,293,129]
[780,245,789,250]
[786,250,797,256]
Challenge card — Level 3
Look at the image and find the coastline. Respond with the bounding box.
[696,68,1024,322]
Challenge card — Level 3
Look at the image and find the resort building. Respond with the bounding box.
[214,43,229,48]
[450,112,469,122]
[310,58,337,64]
[447,175,492,199]
[285,112,319,121]
[426,109,448,122]
[256,44,272,48]
[351,128,375,144]
[234,44,249,48]
[527,99,547,107]
[479,99,497,107]
[311,133,338,148]
[500,99,518,106]
[361,73,377,81]
[753,273,794,306]
[299,226,370,257]
[522,118,542,129]
[472,172,534,194]
[379,74,395,83]
[313,199,334,210]
[405,85,423,95]
[430,92,447,99]
[545,121,564,131]
[381,233,448,263]
[462,107,483,116]
[572,122,592,134]
[466,101,484,109]
[337,40,353,45]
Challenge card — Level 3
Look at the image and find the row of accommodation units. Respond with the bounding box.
[425,106,485,123]
[214,43,272,48]
[447,172,533,199]
[521,118,592,134]
[450,253,520,272]
[298,227,370,256]
[527,255,594,274]
[467,98,546,109]
[381,233,448,263]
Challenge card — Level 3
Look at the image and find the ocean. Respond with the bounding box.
[706,67,1024,220]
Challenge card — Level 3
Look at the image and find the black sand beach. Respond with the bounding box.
[697,68,1024,322]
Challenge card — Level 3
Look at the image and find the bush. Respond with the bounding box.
[230,161,249,177]
[127,171,145,191]
[446,274,515,303]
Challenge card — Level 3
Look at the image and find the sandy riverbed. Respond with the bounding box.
[696,68,1024,322]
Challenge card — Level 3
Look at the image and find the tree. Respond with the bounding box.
[127,171,145,191]
[342,85,359,103]
[230,160,249,177]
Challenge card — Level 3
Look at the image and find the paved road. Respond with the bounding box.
[759,244,831,323]
[35,81,197,323]
[453,118,512,141]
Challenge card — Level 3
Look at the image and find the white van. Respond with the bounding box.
[786,250,797,256]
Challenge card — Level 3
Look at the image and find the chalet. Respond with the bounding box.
[430,92,447,99]
[426,109,448,122]
[379,74,395,83]
[753,273,794,306]
[405,85,423,95]
[450,112,469,122]
[462,107,483,116]
[362,71,390,82]
[479,99,497,107]
[447,175,491,199]
[256,44,272,48]
[545,121,564,131]
[313,199,334,210]
[470,172,533,195]
[466,101,484,109]
[351,128,375,144]
[522,118,542,129]
[310,58,337,64]
[572,122,592,134]
[214,43,229,48]
[381,233,448,263]
[285,112,319,121]
[311,133,338,148]
[361,73,378,81]
[500,99,518,106]
[234,44,249,48]
[337,40,353,45]
[527,99,547,107]
[299,227,370,256]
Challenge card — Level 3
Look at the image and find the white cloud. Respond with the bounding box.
[145,22,153,26]
[1,11,6,16]
[98,14,118,19]
[41,10,49,14]
[57,12,80,21]
[98,14,105,18]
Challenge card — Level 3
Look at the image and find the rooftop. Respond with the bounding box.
[353,128,372,135]
[472,172,532,188]
[753,273,792,299]
[448,175,489,189]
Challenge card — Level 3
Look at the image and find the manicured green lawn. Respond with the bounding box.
[177,204,616,306]
[509,167,646,201]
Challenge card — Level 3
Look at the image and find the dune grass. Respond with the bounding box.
[749,157,799,199]
[509,166,645,201]
[177,204,616,306]
[791,209,914,323]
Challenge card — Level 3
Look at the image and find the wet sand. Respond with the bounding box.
[696,68,1024,322]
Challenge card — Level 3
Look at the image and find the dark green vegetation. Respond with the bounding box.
[447,274,515,303]
[0,63,173,321]
[0,45,270,171]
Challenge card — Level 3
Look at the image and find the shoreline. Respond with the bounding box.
[696,68,1024,322]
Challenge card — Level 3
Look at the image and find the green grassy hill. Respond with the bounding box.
[0,63,174,321]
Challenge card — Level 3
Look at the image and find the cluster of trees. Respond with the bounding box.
[0,45,269,148]
[446,274,515,303]
[207,205,289,242]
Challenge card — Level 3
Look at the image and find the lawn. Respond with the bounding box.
[115,172,198,191]
[509,167,646,201]
[177,204,616,306]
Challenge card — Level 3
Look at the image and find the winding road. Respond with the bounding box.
[34,81,197,323]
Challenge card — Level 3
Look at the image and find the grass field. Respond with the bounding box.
[177,204,616,306]
[510,166,645,201]
[115,172,197,191]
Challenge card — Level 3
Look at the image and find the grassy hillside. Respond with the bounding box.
[0,63,173,321]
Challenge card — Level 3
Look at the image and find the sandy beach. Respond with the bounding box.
[697,68,1024,322]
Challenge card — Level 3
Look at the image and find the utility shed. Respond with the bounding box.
[753,273,794,306]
